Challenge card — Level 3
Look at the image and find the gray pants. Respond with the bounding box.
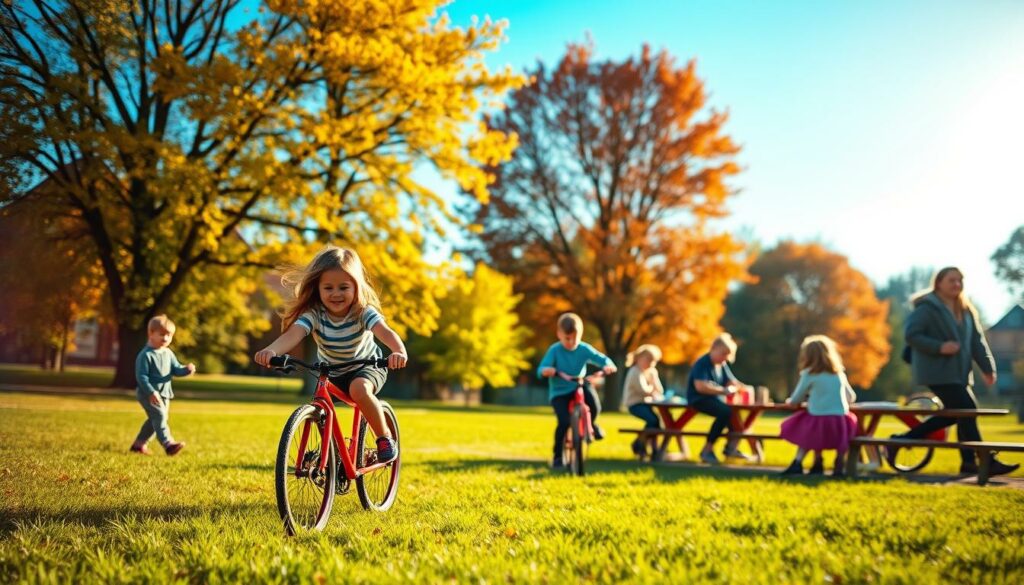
[134,392,174,446]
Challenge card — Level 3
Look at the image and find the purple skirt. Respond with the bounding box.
[779,411,858,451]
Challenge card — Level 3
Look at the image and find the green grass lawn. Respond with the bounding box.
[2,391,1023,583]
[0,363,301,395]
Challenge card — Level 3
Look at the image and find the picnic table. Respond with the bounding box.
[639,398,1009,465]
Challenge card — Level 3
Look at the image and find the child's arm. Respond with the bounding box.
[785,371,811,405]
[588,346,617,375]
[254,324,308,367]
[537,345,556,378]
[371,321,408,369]
[136,352,160,404]
[169,351,196,377]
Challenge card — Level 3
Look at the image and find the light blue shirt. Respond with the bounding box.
[536,341,614,400]
[785,370,857,416]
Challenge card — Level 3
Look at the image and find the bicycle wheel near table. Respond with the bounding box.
[275,404,337,535]
[889,393,943,473]
[566,405,588,476]
[355,401,401,511]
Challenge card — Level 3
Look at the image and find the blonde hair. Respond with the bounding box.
[626,344,662,368]
[148,314,175,333]
[798,335,844,374]
[911,266,976,322]
[711,332,738,363]
[280,246,381,331]
[557,312,583,334]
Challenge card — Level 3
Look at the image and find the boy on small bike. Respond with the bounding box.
[537,312,617,469]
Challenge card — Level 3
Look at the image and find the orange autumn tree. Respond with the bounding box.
[723,241,891,395]
[469,43,749,406]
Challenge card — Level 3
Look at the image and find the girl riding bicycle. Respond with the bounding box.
[538,312,617,469]
[255,246,408,463]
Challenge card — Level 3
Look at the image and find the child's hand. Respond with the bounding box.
[540,367,556,378]
[602,365,617,375]
[387,352,408,369]
[254,348,276,367]
[185,363,196,375]
[148,393,162,407]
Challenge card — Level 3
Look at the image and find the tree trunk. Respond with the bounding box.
[603,349,628,411]
[57,317,71,373]
[111,323,148,388]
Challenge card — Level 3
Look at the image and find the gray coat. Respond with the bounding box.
[904,292,995,386]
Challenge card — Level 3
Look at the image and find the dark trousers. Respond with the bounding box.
[904,384,982,464]
[628,403,661,429]
[691,397,733,450]
[550,385,601,459]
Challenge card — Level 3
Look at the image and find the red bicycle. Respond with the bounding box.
[268,354,400,535]
[557,370,605,476]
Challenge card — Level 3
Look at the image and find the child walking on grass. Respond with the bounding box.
[254,246,408,463]
[537,312,617,469]
[623,344,665,457]
[779,335,858,477]
[130,315,194,456]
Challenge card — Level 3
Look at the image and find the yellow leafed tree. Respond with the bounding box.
[413,264,533,403]
[0,0,522,386]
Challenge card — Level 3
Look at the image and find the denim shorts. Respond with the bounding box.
[329,365,387,395]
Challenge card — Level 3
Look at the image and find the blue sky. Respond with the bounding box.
[435,0,1024,320]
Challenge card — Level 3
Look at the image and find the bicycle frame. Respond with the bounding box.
[295,370,393,481]
[567,383,595,441]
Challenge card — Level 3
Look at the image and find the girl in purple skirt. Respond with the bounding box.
[779,335,858,477]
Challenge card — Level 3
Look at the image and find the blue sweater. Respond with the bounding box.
[135,345,190,399]
[536,342,614,400]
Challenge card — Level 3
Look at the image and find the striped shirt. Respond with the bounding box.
[296,305,384,372]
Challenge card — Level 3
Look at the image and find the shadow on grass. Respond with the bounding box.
[416,455,1022,488]
[0,501,267,536]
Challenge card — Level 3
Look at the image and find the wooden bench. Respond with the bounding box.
[846,437,1024,485]
[618,428,783,461]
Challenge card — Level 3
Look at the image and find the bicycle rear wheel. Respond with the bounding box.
[275,404,337,535]
[889,393,940,473]
[567,405,588,476]
[355,401,401,511]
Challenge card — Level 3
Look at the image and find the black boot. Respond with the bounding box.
[780,460,803,475]
[808,459,824,475]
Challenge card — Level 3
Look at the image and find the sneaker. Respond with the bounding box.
[375,436,398,463]
[780,461,803,476]
[808,460,824,475]
[163,442,185,456]
[592,425,605,441]
[724,449,755,463]
[551,457,565,470]
[129,443,151,455]
[989,458,1021,477]
[700,451,721,465]
[630,438,646,457]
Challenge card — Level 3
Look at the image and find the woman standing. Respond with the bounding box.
[889,267,1019,476]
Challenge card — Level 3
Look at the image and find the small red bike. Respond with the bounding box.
[268,355,400,535]
[557,370,605,476]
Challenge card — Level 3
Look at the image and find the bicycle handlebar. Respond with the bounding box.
[268,354,389,374]
[556,370,608,384]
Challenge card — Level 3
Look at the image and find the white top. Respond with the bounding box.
[622,365,665,408]
[785,370,856,416]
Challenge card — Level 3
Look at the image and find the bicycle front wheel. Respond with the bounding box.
[567,405,587,476]
[889,394,940,473]
[355,401,401,511]
[275,404,337,535]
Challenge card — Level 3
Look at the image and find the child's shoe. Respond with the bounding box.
[700,451,721,465]
[780,461,803,475]
[551,457,565,470]
[163,441,185,456]
[592,424,605,441]
[808,459,824,475]
[129,442,151,455]
[375,436,398,463]
[631,438,646,458]
[724,448,755,462]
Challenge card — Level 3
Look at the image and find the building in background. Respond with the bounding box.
[987,304,1024,396]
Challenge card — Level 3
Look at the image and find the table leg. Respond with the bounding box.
[736,410,764,462]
